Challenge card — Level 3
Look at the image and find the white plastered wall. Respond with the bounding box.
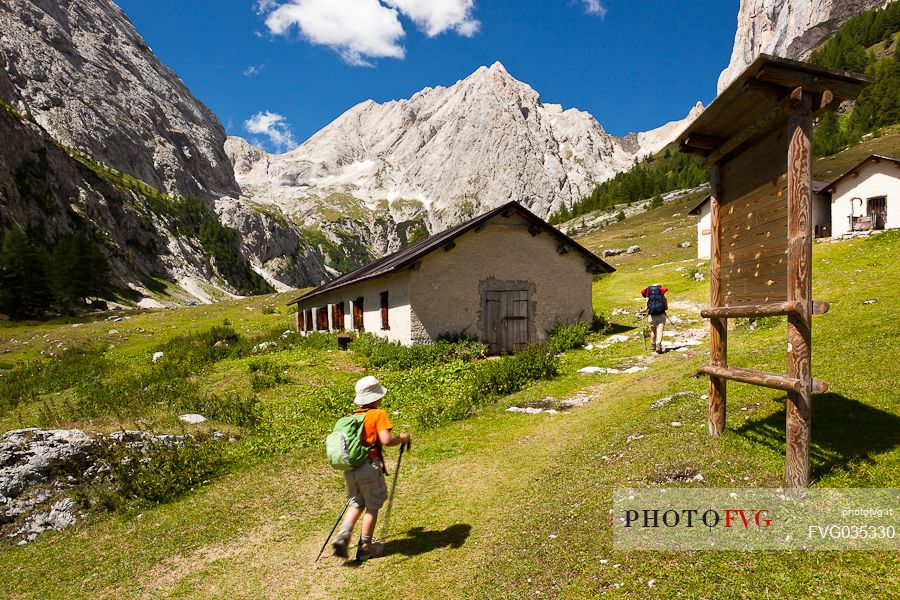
[830,161,900,237]
[295,270,413,344]
[696,201,712,260]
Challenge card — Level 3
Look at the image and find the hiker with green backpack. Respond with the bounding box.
[326,375,411,561]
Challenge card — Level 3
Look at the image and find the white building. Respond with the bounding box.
[689,196,713,260]
[288,202,614,353]
[823,154,900,237]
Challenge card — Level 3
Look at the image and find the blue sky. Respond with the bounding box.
[116,0,739,152]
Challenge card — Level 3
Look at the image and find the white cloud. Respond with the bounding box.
[244,111,296,151]
[255,0,278,15]
[382,0,479,37]
[242,64,264,77]
[581,0,606,17]
[258,0,479,65]
[262,0,405,66]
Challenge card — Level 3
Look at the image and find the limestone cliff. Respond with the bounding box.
[719,0,889,92]
[0,0,239,199]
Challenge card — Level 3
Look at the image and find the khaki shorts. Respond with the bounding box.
[650,313,666,325]
[344,459,388,511]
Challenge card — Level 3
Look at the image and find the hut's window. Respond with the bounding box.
[380,291,389,330]
[353,297,365,331]
[332,301,345,330]
[318,306,329,330]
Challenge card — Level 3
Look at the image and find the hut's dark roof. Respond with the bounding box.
[821,154,900,193]
[288,201,614,306]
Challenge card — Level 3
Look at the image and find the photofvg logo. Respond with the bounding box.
[623,507,772,529]
[613,488,899,551]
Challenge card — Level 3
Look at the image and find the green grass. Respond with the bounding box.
[813,123,900,181]
[0,202,897,598]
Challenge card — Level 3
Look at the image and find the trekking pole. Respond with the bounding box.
[639,311,648,350]
[315,495,355,562]
[665,313,680,333]
[381,441,408,539]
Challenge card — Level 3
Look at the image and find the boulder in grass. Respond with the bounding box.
[178,414,206,425]
[152,351,164,363]
[578,366,607,375]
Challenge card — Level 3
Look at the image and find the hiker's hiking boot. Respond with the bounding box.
[656,344,664,354]
[355,540,383,562]
[332,532,350,558]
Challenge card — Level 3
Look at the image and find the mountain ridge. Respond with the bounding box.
[227,61,702,236]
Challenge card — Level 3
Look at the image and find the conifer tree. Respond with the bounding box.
[0,228,52,318]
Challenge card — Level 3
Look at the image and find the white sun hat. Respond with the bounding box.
[354,375,388,405]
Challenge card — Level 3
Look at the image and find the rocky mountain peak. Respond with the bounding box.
[718,0,889,93]
[231,63,700,239]
[0,0,239,199]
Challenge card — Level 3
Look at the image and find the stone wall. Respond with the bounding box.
[409,212,594,344]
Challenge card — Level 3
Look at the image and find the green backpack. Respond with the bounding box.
[326,412,371,470]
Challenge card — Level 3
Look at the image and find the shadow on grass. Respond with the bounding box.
[735,393,900,481]
[382,524,472,557]
[604,323,636,336]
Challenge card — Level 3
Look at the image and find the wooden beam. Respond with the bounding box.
[683,133,723,152]
[702,301,801,318]
[557,243,571,255]
[708,164,727,436]
[755,65,865,101]
[743,78,786,98]
[704,87,803,166]
[700,300,830,318]
[785,93,814,489]
[817,90,834,112]
[528,225,543,237]
[408,260,422,271]
[501,208,514,217]
[444,241,456,252]
[813,300,830,315]
[680,145,711,157]
[698,365,828,394]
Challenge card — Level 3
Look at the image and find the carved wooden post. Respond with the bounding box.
[708,165,727,436]
[785,92,814,489]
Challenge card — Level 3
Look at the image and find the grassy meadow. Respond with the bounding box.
[0,190,898,598]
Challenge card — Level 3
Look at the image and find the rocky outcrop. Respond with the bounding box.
[0,0,334,300]
[215,197,329,289]
[0,428,224,545]
[0,429,94,544]
[719,0,889,92]
[231,62,700,233]
[0,0,239,199]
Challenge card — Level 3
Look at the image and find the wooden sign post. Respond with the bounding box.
[678,55,871,489]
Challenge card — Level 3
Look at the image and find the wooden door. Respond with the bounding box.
[483,289,530,354]
[352,297,364,331]
[332,302,345,330]
[868,196,887,230]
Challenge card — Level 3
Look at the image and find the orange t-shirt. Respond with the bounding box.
[353,408,393,459]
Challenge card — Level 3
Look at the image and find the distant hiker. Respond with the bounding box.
[328,376,411,562]
[640,283,668,354]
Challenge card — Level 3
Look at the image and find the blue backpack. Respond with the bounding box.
[646,285,666,316]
